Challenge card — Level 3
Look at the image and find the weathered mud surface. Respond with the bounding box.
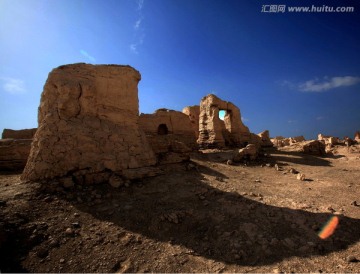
[1,145,359,273]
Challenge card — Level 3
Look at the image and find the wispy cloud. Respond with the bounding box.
[137,0,144,10]
[316,116,324,120]
[299,76,360,92]
[134,18,143,30]
[80,50,96,63]
[288,120,297,124]
[130,0,145,54]
[1,77,26,94]
[241,117,249,122]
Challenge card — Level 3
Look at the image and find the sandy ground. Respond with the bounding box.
[0,144,359,273]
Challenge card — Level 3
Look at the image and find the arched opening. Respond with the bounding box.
[219,110,226,120]
[157,124,168,135]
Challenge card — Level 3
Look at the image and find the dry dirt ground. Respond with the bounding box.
[1,145,360,273]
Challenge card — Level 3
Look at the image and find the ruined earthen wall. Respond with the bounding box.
[22,63,156,182]
[197,94,250,148]
[2,128,37,139]
[0,139,32,171]
[182,106,200,139]
[139,109,197,151]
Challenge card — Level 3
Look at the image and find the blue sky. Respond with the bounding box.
[1,0,359,139]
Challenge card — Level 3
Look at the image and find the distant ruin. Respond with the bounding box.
[197,94,251,149]
[2,63,357,182]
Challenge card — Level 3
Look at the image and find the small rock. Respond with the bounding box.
[254,179,261,183]
[109,174,124,188]
[351,201,359,207]
[216,176,224,182]
[266,163,272,167]
[71,222,81,228]
[60,258,65,263]
[226,159,233,165]
[274,164,281,171]
[43,196,53,203]
[347,256,358,263]
[297,173,306,181]
[289,168,298,174]
[65,228,74,236]
[74,212,80,217]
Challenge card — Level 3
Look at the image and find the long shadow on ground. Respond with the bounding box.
[72,164,360,267]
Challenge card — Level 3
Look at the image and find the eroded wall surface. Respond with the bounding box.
[22,63,156,181]
[197,94,250,148]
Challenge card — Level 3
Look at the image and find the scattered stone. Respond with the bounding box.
[65,228,74,236]
[254,179,261,183]
[60,258,65,263]
[216,176,224,182]
[109,174,124,188]
[233,144,258,162]
[74,212,80,217]
[297,173,305,181]
[289,168,298,174]
[43,196,53,203]
[274,164,282,171]
[266,163,272,167]
[351,201,359,207]
[347,256,358,263]
[71,222,81,228]
[226,159,233,165]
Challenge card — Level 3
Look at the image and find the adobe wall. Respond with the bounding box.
[197,94,250,148]
[139,108,197,151]
[182,105,200,139]
[22,63,157,182]
[2,128,37,139]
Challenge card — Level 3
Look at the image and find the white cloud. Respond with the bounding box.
[299,76,360,92]
[288,120,297,124]
[278,80,296,89]
[134,18,142,30]
[131,0,145,54]
[241,117,249,122]
[1,77,26,94]
[316,116,324,120]
[130,44,138,54]
[130,34,145,54]
[137,0,144,10]
[80,50,96,63]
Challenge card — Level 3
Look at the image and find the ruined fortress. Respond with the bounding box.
[0,64,358,184]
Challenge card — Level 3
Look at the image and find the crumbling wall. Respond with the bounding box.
[2,128,37,139]
[318,133,340,145]
[139,109,196,164]
[0,139,32,171]
[182,105,200,139]
[22,63,157,182]
[257,130,273,147]
[355,131,360,143]
[197,94,250,148]
[271,136,305,147]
